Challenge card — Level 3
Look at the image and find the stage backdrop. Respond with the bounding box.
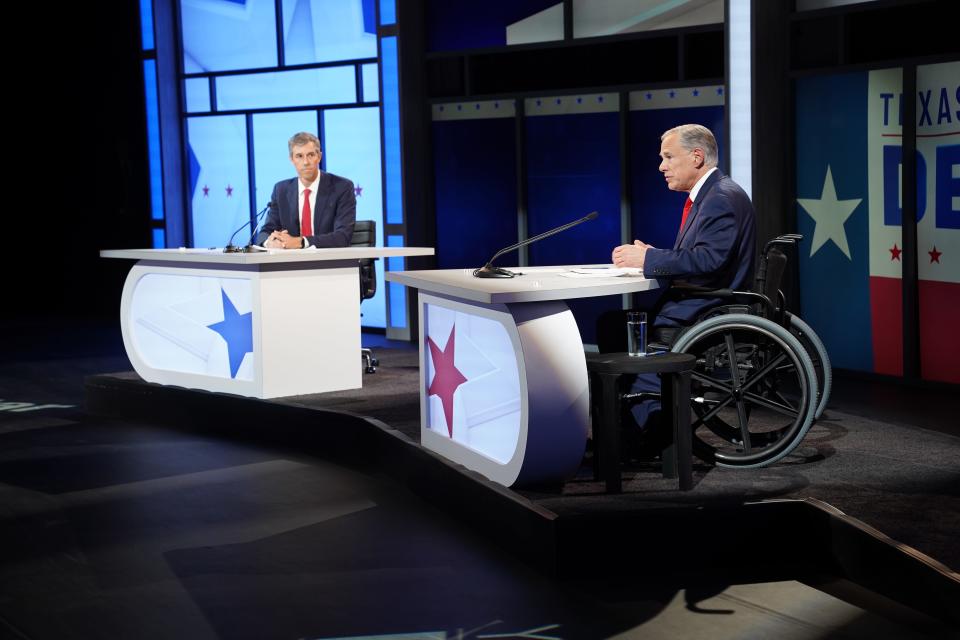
[431,100,518,271]
[796,61,959,384]
[169,0,387,328]
[431,87,726,345]
[524,93,621,344]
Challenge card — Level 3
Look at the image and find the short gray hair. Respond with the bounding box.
[662,124,718,167]
[288,131,321,156]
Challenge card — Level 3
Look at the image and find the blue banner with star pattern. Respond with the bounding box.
[795,71,874,373]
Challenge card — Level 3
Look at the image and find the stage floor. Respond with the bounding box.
[2,338,958,637]
[214,346,960,573]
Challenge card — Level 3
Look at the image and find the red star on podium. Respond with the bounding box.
[889,244,901,261]
[225,184,233,197]
[354,184,363,197]
[427,325,468,437]
[929,246,942,263]
[202,185,210,197]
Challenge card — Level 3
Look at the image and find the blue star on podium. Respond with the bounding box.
[207,288,253,379]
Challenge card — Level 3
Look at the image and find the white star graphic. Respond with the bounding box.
[797,166,862,260]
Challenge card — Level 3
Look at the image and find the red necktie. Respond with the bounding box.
[301,188,312,239]
[679,197,693,232]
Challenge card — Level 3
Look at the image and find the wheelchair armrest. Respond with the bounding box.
[666,283,731,296]
[663,284,776,318]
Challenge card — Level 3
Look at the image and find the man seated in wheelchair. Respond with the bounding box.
[610,124,757,436]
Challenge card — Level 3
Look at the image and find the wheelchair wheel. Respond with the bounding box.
[787,315,832,420]
[671,314,819,468]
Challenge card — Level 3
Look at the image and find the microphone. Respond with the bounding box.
[224,201,273,253]
[243,201,274,252]
[473,211,598,278]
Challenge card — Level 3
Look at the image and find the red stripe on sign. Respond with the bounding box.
[920,280,960,384]
[869,276,903,376]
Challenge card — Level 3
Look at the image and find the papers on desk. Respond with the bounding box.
[561,267,644,278]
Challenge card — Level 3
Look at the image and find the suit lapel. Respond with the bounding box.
[674,170,723,248]
[285,179,300,232]
[310,173,333,235]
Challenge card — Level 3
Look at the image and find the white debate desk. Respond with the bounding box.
[386,266,662,487]
[102,247,433,399]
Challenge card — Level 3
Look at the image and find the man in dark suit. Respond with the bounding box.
[611,124,757,432]
[257,132,356,249]
[613,124,756,329]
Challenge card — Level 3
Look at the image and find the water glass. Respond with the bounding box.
[627,311,647,357]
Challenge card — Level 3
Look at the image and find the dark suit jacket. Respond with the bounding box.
[255,172,356,248]
[644,170,756,326]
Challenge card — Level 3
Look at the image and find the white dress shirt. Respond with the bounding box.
[688,166,718,204]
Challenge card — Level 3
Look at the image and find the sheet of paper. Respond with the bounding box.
[561,267,644,278]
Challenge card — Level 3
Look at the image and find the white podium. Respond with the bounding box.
[102,247,432,399]
[385,266,662,487]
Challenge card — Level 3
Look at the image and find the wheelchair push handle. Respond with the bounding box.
[761,233,802,258]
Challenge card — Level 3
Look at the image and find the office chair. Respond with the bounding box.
[351,220,379,373]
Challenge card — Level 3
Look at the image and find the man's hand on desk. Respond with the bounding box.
[265,230,304,250]
[612,240,653,269]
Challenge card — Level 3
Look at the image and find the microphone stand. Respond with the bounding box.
[223,202,273,253]
[243,201,274,252]
[473,211,599,278]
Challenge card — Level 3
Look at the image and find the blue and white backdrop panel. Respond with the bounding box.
[188,115,251,249]
[325,106,387,328]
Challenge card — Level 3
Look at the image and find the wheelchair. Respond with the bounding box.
[624,234,832,469]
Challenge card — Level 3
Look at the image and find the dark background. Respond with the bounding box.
[5,4,149,325]
[5,0,957,357]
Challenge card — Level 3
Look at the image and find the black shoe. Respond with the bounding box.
[623,411,669,462]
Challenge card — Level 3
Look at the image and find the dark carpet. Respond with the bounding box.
[280,348,960,572]
[2,326,958,637]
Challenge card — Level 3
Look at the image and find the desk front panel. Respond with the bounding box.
[418,292,588,487]
[120,261,360,398]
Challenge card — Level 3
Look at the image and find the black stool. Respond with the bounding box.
[585,351,696,492]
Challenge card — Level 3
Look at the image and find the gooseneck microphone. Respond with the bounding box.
[473,211,599,278]
[244,202,274,250]
[223,201,273,253]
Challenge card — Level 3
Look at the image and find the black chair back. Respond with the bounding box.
[759,248,787,313]
[351,220,377,301]
[351,219,376,248]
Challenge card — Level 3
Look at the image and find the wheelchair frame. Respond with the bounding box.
[657,234,833,468]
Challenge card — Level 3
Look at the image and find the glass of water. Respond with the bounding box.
[627,311,647,357]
